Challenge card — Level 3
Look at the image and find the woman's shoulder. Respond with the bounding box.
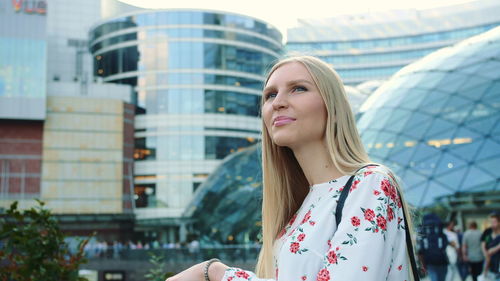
[350,164,404,208]
[355,164,396,182]
[349,164,401,200]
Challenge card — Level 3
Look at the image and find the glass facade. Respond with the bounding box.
[90,10,282,218]
[357,26,500,207]
[287,24,499,53]
[185,144,262,244]
[286,3,500,86]
[0,38,46,98]
[0,1,47,120]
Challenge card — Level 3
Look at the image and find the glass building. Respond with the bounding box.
[89,7,282,239]
[184,144,262,245]
[0,0,47,120]
[358,26,500,208]
[286,0,500,85]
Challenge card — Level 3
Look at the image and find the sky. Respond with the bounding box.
[120,0,477,37]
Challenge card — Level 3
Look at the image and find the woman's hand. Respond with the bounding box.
[166,260,228,281]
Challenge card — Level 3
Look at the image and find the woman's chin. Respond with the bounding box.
[272,137,295,148]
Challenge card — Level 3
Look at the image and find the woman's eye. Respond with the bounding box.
[293,86,307,92]
[265,92,277,100]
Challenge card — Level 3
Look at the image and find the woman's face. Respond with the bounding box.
[262,62,328,149]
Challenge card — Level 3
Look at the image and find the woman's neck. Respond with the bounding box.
[291,140,344,186]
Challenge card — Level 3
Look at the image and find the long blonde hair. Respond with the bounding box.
[255,56,414,278]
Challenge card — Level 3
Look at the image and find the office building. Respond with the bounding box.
[89,3,283,241]
[1,0,135,240]
[287,0,500,85]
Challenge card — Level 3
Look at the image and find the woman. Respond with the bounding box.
[166,56,414,281]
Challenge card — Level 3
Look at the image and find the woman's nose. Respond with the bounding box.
[272,92,288,110]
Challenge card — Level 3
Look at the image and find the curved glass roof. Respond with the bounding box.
[358,26,500,207]
[184,144,262,244]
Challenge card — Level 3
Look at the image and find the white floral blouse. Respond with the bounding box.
[222,165,410,281]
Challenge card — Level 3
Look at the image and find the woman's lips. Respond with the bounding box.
[273,117,296,127]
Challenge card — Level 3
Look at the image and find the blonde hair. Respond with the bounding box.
[255,56,414,279]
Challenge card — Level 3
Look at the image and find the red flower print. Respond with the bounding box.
[362,266,368,272]
[364,209,375,221]
[309,221,316,226]
[364,171,373,176]
[335,247,340,251]
[396,197,402,208]
[327,250,338,264]
[298,233,306,242]
[227,277,234,281]
[316,268,330,281]
[387,206,394,222]
[290,242,300,253]
[289,214,297,225]
[351,216,361,227]
[373,190,381,196]
[350,180,360,192]
[377,215,387,231]
[301,210,312,224]
[398,265,403,271]
[398,217,403,224]
[327,240,331,248]
[302,276,307,280]
[389,185,398,202]
[381,179,391,196]
[235,270,250,279]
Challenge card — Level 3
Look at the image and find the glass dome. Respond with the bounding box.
[184,144,262,244]
[357,27,500,207]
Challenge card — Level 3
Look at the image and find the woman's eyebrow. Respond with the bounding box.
[286,79,313,86]
[263,85,275,93]
[263,79,313,93]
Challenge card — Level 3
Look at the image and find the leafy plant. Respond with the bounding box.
[0,200,90,281]
[145,252,172,281]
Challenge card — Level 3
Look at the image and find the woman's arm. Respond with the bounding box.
[165,260,228,281]
[165,259,275,281]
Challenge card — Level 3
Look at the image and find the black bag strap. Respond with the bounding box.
[400,190,421,281]
[335,164,376,226]
[334,164,420,281]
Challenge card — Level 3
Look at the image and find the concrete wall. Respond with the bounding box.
[41,96,127,213]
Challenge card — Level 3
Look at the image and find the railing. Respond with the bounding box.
[84,245,261,263]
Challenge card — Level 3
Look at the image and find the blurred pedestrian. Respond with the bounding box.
[444,220,460,281]
[481,212,500,280]
[456,228,469,281]
[188,237,201,260]
[463,221,484,281]
[418,213,449,281]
